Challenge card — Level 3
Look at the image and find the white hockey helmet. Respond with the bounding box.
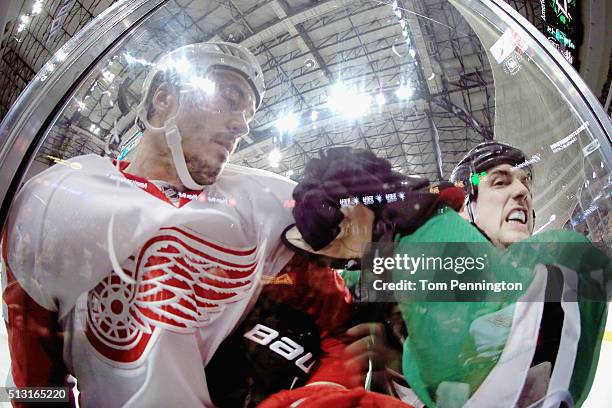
[135,42,265,190]
[137,41,265,118]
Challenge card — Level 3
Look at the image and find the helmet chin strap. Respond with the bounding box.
[136,102,205,191]
[163,115,205,190]
[466,197,476,224]
[465,199,494,243]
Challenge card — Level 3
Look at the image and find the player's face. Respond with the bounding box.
[175,70,256,185]
[469,164,534,248]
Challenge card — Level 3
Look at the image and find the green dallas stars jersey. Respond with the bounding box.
[393,209,609,408]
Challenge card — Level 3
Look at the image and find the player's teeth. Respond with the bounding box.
[507,210,526,223]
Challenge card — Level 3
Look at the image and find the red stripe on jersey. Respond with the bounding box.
[198,275,252,289]
[159,276,191,291]
[204,266,256,280]
[136,234,256,271]
[160,226,257,256]
[117,162,202,208]
[144,256,172,267]
[194,286,240,301]
[139,288,176,303]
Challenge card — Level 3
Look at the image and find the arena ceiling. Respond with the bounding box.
[1,0,610,239]
[4,0,505,183]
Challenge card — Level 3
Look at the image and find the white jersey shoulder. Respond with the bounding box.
[2,154,299,407]
[3,155,295,315]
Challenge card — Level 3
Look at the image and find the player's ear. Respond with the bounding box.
[150,83,178,125]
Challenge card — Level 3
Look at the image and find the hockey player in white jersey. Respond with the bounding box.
[1,42,362,407]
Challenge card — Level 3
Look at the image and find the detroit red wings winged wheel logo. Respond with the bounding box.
[86,226,259,364]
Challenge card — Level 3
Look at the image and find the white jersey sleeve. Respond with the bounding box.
[4,155,166,314]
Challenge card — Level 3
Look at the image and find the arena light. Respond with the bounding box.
[157,58,190,74]
[276,113,299,133]
[88,124,101,135]
[102,70,115,82]
[375,92,386,106]
[396,84,414,100]
[20,15,30,24]
[124,53,151,67]
[310,110,319,122]
[269,148,282,168]
[327,83,370,119]
[32,1,43,14]
[349,93,371,118]
[327,83,349,112]
[304,58,316,69]
[173,58,190,74]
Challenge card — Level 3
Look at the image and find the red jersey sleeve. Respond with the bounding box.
[260,254,360,388]
[2,230,74,407]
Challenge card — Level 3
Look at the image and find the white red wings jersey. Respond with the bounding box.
[2,154,296,407]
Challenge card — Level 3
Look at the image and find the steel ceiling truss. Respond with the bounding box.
[234,106,470,178]
[0,0,115,119]
[13,0,500,185]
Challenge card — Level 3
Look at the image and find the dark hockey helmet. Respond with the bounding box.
[450,141,534,199]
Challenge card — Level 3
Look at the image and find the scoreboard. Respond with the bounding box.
[540,0,582,67]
